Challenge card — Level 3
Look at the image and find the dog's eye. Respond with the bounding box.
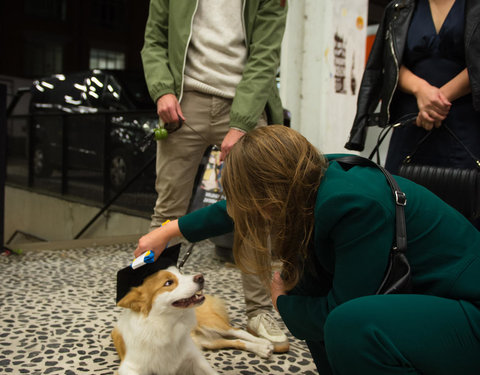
[164,280,173,287]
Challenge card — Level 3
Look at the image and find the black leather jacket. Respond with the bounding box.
[345,0,480,151]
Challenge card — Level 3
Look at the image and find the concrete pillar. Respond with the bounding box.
[0,84,5,250]
[280,0,368,154]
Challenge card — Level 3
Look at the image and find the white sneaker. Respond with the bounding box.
[247,313,290,353]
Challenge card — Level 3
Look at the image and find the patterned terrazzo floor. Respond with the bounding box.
[0,239,319,374]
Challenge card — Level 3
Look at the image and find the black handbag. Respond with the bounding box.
[397,125,480,221]
[336,156,412,294]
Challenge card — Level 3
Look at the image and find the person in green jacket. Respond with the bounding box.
[135,125,480,374]
[141,0,289,352]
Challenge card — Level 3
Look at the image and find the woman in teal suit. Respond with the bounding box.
[135,125,480,374]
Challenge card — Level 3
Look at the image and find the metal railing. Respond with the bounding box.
[6,107,160,238]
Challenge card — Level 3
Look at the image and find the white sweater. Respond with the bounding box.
[183,0,247,99]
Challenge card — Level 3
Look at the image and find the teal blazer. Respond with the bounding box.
[179,155,480,343]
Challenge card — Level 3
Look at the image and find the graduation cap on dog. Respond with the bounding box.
[116,243,194,303]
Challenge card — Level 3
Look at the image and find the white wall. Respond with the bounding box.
[5,186,150,243]
[280,0,368,154]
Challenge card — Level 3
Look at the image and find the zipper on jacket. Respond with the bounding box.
[179,0,199,103]
[241,0,247,49]
[385,27,400,125]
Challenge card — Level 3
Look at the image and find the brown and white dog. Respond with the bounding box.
[112,266,273,375]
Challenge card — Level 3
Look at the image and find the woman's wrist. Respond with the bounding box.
[134,219,182,260]
[161,219,182,242]
[411,77,429,97]
[399,65,425,96]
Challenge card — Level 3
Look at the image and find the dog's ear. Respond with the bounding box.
[117,287,149,313]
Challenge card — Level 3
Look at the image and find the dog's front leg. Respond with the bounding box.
[118,361,142,375]
[192,354,218,375]
[178,347,218,375]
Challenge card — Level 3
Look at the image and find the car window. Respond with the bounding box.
[30,70,153,113]
[104,75,131,111]
[31,73,90,113]
[84,72,107,109]
[84,72,132,111]
[108,70,154,110]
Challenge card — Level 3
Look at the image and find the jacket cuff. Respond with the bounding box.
[344,140,365,151]
[150,83,176,104]
[229,126,247,133]
[229,111,259,133]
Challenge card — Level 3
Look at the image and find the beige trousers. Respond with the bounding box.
[151,90,271,318]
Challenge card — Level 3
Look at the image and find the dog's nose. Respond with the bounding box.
[194,274,204,286]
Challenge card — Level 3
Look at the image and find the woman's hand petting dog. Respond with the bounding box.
[270,271,287,312]
[135,219,182,260]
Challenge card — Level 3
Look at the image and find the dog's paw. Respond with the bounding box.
[254,341,274,358]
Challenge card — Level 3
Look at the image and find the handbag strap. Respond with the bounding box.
[335,156,407,253]
[369,116,417,163]
[404,124,480,168]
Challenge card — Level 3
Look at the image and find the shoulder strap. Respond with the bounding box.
[334,155,407,253]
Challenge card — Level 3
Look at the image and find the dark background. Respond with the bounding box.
[0,0,150,79]
[0,0,390,80]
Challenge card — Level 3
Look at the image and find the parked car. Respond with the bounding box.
[27,69,158,189]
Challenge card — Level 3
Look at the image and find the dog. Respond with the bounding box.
[112,266,274,375]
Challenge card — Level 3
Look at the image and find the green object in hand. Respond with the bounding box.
[154,127,169,140]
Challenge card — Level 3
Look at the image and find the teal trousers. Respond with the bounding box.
[309,294,480,375]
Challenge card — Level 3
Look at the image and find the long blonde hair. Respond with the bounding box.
[221,125,327,290]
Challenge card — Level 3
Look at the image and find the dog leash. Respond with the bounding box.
[177,243,195,270]
[181,119,221,151]
[139,118,220,152]
[138,116,214,270]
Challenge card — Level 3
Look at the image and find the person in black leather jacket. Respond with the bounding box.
[345,0,480,153]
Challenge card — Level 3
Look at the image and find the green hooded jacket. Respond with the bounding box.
[141,0,287,132]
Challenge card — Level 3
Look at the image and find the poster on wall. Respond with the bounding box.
[331,3,366,98]
[322,1,368,153]
[279,0,368,154]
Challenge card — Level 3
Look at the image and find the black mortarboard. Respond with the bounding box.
[115,243,181,303]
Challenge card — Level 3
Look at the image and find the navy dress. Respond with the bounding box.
[385,0,480,174]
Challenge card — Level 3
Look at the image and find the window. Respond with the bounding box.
[91,0,126,29]
[25,0,66,21]
[89,49,125,70]
[24,42,63,78]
